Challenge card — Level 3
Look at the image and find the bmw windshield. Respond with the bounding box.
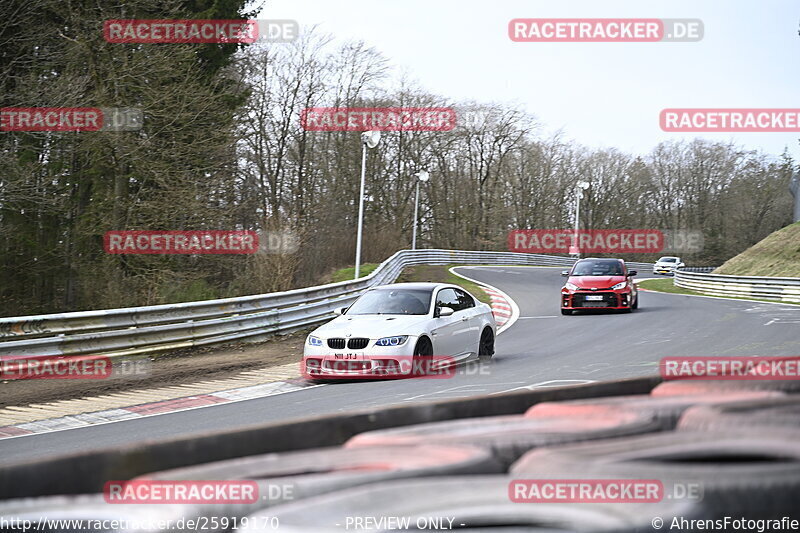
[346,289,432,315]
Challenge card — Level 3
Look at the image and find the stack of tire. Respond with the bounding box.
[0,445,501,532]
[242,381,800,532]
[2,379,799,532]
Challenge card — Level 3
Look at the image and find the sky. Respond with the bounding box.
[258,0,800,161]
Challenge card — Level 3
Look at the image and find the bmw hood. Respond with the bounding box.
[312,314,430,339]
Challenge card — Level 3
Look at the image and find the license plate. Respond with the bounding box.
[585,295,604,301]
[333,353,362,360]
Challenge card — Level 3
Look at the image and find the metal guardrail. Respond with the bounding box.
[678,266,717,273]
[0,250,658,357]
[674,269,800,303]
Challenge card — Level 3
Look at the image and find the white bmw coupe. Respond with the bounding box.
[302,283,496,379]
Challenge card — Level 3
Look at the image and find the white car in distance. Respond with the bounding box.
[303,283,496,379]
[653,256,685,275]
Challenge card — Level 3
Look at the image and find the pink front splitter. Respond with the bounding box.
[302,355,458,380]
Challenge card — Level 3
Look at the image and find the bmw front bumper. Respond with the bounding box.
[303,336,421,378]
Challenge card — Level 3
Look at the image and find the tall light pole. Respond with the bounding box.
[572,181,590,258]
[354,131,381,279]
[412,171,430,250]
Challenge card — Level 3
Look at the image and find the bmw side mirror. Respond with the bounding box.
[334,306,348,315]
[436,306,454,318]
[628,270,638,277]
[561,270,570,277]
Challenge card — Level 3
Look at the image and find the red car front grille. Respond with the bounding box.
[571,292,619,308]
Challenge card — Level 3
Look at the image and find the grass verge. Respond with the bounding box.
[637,278,703,296]
[331,263,379,283]
[713,221,800,277]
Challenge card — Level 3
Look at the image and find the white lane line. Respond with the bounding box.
[490,379,596,395]
[403,385,486,401]
[633,338,672,345]
[403,382,526,402]
[532,379,597,387]
[449,266,521,335]
[517,316,558,319]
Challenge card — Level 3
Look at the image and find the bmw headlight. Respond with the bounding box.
[375,335,409,347]
[611,281,628,290]
[564,282,579,291]
[307,335,323,347]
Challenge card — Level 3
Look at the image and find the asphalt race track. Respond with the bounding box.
[2,266,798,463]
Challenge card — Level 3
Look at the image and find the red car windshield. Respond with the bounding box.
[572,260,624,276]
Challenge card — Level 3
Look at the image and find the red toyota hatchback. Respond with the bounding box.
[560,258,638,315]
